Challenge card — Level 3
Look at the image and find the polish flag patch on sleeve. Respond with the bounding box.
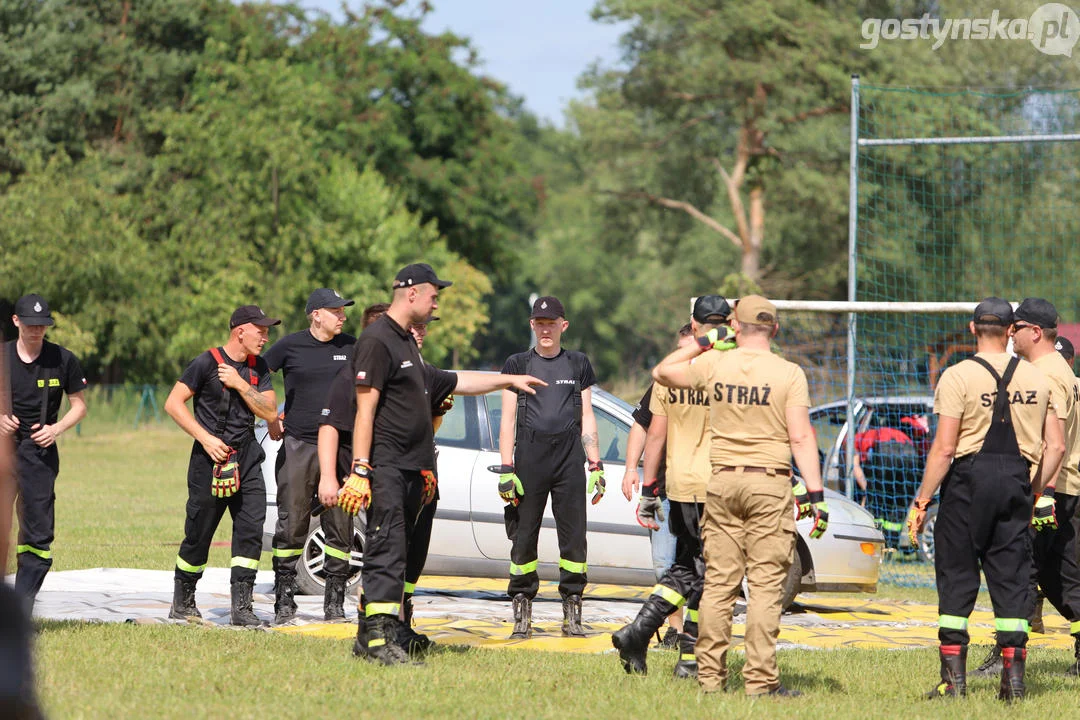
[356,371,366,380]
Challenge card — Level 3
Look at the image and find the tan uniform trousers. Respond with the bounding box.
[696,467,795,695]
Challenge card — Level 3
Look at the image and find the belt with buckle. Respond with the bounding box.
[716,465,792,477]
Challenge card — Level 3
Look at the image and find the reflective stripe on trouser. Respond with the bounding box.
[362,466,423,614]
[696,469,795,696]
[175,440,267,584]
[935,454,1033,648]
[1031,492,1080,627]
[508,428,587,600]
[14,438,59,600]
[272,436,353,578]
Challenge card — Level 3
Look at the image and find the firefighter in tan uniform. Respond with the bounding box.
[973,298,1080,677]
[611,295,733,679]
[907,297,1064,701]
[654,295,829,697]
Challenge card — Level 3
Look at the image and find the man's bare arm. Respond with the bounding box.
[1035,410,1067,494]
[640,415,669,490]
[653,343,703,389]
[911,415,960,501]
[786,406,824,492]
[499,389,517,467]
[581,387,600,464]
[240,386,278,421]
[351,386,380,463]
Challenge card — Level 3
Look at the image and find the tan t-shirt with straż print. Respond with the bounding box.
[933,352,1051,467]
[687,347,810,470]
[650,381,711,502]
[1033,351,1080,495]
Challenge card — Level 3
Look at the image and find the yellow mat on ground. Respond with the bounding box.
[277,577,1075,653]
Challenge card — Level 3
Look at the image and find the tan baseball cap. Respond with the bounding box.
[734,295,777,325]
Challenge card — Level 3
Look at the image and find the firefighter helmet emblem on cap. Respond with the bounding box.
[34,302,42,312]
[541,301,548,309]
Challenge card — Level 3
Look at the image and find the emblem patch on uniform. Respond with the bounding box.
[356,371,366,380]
[321,408,330,416]
[33,302,42,312]
[401,360,414,369]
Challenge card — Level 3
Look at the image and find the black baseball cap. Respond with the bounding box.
[230,305,281,329]
[14,293,54,326]
[692,295,731,324]
[1056,337,1075,361]
[306,288,355,314]
[972,297,1013,326]
[392,263,453,289]
[530,296,565,320]
[1014,297,1058,329]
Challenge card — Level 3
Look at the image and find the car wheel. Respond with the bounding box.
[294,514,366,596]
[781,546,802,611]
[915,504,938,564]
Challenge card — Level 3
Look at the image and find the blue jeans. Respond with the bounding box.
[650,499,677,582]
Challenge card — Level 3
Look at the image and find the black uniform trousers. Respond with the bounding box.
[654,500,705,616]
[405,493,437,593]
[1030,491,1080,629]
[14,437,59,601]
[272,436,352,580]
[362,465,423,618]
[509,428,588,600]
[935,453,1033,649]
[176,438,266,584]
[0,583,41,718]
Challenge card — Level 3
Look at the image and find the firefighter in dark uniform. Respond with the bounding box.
[263,288,356,624]
[2,294,88,613]
[164,305,281,626]
[907,297,1065,701]
[496,296,604,639]
[341,263,543,665]
[612,296,733,679]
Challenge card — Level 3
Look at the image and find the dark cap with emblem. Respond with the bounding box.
[692,295,731,324]
[229,305,281,329]
[1056,337,1075,361]
[530,296,565,320]
[972,297,1013,326]
[1013,297,1058,329]
[306,288,355,314]
[392,263,453,290]
[14,293,54,326]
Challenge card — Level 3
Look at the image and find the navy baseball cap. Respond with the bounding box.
[306,288,355,314]
[1014,297,1058,329]
[14,294,54,326]
[530,296,565,320]
[692,295,731,324]
[1056,337,1075,361]
[972,297,1013,326]
[392,263,453,290]
[230,305,281,329]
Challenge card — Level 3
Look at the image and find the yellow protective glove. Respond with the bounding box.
[906,497,931,547]
[339,461,373,515]
[697,326,736,352]
[588,461,606,505]
[211,449,240,498]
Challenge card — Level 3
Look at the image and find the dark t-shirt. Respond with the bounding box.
[501,349,596,434]
[6,340,87,435]
[179,348,273,447]
[350,315,458,470]
[262,329,355,444]
[633,384,666,496]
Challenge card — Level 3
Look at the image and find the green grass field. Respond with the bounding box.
[10,422,1066,718]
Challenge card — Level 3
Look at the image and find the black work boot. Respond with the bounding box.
[510,593,533,639]
[365,615,414,666]
[273,574,297,625]
[168,577,201,620]
[230,580,265,627]
[562,595,586,637]
[926,644,966,698]
[351,615,369,658]
[611,594,676,675]
[998,647,1026,701]
[1067,634,1080,676]
[972,642,1002,676]
[324,575,347,622]
[398,595,434,654]
[672,621,699,679]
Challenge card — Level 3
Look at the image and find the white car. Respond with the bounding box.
[259,384,885,607]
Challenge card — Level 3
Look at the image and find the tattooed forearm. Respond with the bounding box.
[582,432,598,454]
[243,386,277,419]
